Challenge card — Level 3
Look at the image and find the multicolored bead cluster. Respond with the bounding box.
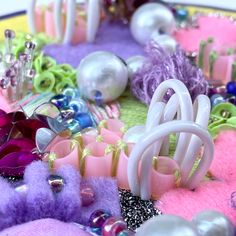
[88,209,135,236]
[209,81,236,107]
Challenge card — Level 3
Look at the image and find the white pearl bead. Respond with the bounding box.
[77,51,128,103]
[130,3,175,45]
[136,215,199,236]
[151,34,177,53]
[126,55,147,80]
[192,210,235,236]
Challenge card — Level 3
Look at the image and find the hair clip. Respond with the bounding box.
[0,161,121,231]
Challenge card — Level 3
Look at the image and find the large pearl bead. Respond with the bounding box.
[192,210,235,236]
[126,56,147,80]
[136,215,199,236]
[151,34,177,52]
[77,51,128,103]
[130,3,175,45]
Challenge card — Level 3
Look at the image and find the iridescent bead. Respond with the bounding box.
[25,41,36,50]
[210,94,225,107]
[226,81,236,96]
[66,119,81,134]
[50,94,70,108]
[175,8,188,21]
[47,174,65,193]
[89,210,111,230]
[62,87,80,100]
[74,113,94,129]
[117,230,135,236]
[80,184,95,207]
[102,217,127,236]
[69,98,88,114]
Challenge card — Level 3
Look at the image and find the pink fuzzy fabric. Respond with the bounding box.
[157,130,236,224]
[0,218,92,236]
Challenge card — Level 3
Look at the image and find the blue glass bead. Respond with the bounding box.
[117,230,135,236]
[62,87,80,101]
[210,94,225,107]
[66,119,81,134]
[94,90,103,106]
[60,107,75,119]
[74,112,94,129]
[50,94,69,109]
[226,81,236,96]
[69,98,88,114]
[89,209,112,229]
[175,8,188,21]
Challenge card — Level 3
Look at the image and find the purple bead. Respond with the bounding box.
[47,174,65,193]
[227,81,236,96]
[226,96,236,106]
[4,29,15,39]
[0,77,9,89]
[19,53,29,62]
[80,184,95,207]
[102,217,127,236]
[89,210,111,229]
[25,41,36,50]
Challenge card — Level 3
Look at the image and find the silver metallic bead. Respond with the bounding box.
[130,3,175,45]
[126,56,147,80]
[77,51,128,103]
[136,215,199,236]
[192,210,235,236]
[47,174,65,193]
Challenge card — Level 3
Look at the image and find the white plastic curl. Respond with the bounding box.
[124,79,212,200]
[128,121,214,200]
[27,0,101,44]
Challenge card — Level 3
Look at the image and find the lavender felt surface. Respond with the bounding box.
[0,161,121,231]
[43,21,144,68]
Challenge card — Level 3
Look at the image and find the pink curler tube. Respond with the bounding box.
[83,142,113,177]
[151,156,180,199]
[35,6,45,32]
[116,144,134,189]
[50,139,80,170]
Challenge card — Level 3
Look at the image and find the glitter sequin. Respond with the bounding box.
[118,189,162,231]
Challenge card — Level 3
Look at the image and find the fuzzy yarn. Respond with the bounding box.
[131,41,208,105]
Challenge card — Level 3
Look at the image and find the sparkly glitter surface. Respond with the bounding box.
[119,189,162,231]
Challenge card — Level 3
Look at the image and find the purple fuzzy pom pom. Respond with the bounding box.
[131,41,208,104]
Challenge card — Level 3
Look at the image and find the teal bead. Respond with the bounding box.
[117,230,135,236]
[66,119,81,134]
[62,87,80,100]
[176,8,188,21]
[69,98,88,114]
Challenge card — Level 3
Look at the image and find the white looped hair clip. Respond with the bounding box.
[124,79,214,200]
[27,0,101,44]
